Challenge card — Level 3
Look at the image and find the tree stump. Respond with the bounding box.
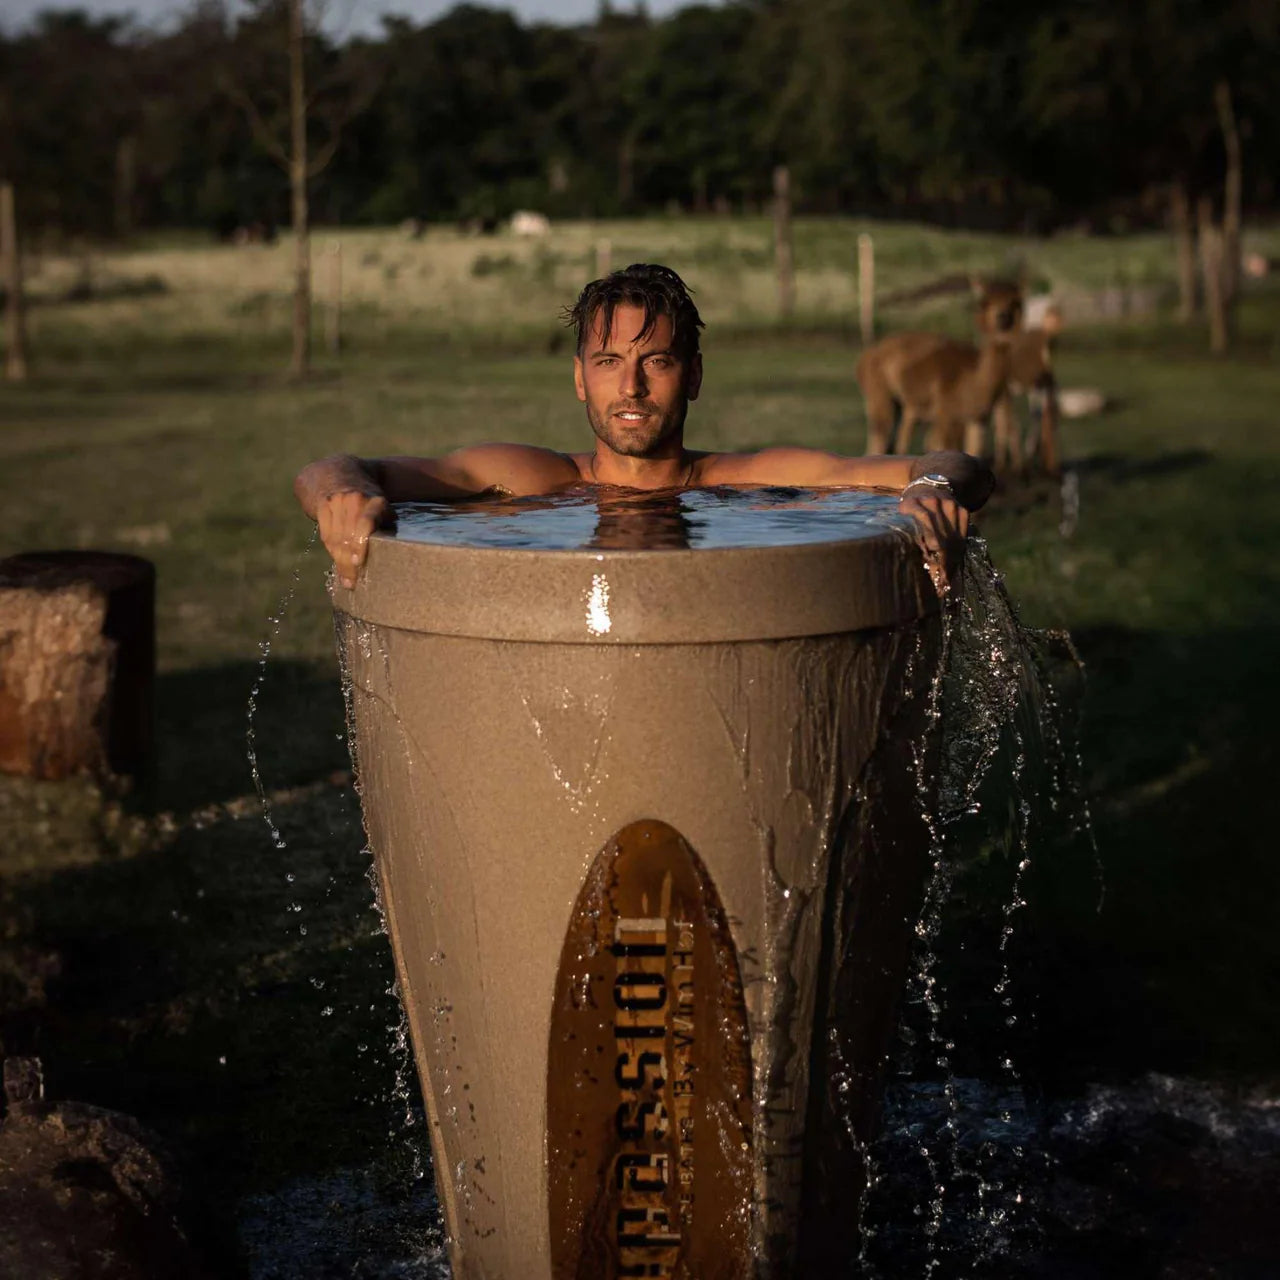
[0,552,154,781]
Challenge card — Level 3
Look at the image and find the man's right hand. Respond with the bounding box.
[295,455,395,589]
[316,488,392,589]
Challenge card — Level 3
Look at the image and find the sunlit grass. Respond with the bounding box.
[23,216,1280,348]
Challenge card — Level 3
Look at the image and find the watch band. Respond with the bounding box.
[903,472,955,495]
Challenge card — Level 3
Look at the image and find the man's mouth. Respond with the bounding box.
[612,404,655,423]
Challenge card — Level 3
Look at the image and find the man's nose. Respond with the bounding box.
[620,358,647,398]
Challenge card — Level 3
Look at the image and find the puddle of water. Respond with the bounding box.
[238,1163,448,1280]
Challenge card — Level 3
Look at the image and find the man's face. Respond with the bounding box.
[574,303,702,458]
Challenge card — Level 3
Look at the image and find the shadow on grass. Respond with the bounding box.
[0,782,419,1277]
[906,619,1280,1101]
[1068,448,1214,482]
[155,660,348,814]
[1033,622,1279,1089]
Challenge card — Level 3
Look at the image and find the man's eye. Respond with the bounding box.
[646,357,671,369]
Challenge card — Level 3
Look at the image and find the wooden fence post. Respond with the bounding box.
[1197,195,1228,354]
[1170,181,1197,323]
[1214,81,1242,305]
[325,238,342,355]
[857,232,875,345]
[2,182,29,383]
[773,164,795,319]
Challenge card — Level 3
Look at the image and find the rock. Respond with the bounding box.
[1244,251,1272,279]
[509,210,551,237]
[1023,294,1058,328]
[0,1057,210,1279]
[1058,387,1108,419]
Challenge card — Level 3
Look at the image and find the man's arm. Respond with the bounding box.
[703,446,996,595]
[295,445,579,588]
[701,447,994,511]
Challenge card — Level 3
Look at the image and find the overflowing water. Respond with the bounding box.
[242,494,1276,1277]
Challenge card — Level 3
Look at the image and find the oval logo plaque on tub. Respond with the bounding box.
[548,819,753,1280]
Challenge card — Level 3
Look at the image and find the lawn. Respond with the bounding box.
[2,218,1278,1273]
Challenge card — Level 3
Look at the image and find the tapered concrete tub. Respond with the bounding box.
[332,487,943,1279]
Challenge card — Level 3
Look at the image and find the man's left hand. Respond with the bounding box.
[899,487,970,596]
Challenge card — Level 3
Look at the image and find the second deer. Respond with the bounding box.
[989,306,1063,474]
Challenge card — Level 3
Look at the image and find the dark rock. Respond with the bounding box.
[0,1057,212,1279]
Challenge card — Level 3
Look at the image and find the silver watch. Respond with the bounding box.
[903,472,955,496]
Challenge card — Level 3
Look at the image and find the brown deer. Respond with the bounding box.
[988,306,1063,475]
[857,280,1023,455]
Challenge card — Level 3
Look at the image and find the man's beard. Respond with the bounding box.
[586,396,687,457]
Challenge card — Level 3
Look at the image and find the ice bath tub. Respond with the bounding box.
[332,486,944,1278]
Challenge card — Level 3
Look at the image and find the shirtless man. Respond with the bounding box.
[295,263,994,591]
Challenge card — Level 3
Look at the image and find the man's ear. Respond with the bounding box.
[573,355,586,402]
[686,352,703,402]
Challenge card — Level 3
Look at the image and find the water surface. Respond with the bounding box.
[393,485,909,552]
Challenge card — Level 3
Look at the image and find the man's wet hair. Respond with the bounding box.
[564,263,704,361]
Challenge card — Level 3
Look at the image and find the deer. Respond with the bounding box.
[857,279,1024,456]
[987,305,1063,475]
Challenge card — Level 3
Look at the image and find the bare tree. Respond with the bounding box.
[773,163,794,319]
[222,0,376,379]
[114,135,137,241]
[1197,194,1228,355]
[1214,80,1242,306]
[1,182,29,383]
[287,0,310,378]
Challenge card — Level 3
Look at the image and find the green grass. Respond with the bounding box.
[2,219,1279,1266]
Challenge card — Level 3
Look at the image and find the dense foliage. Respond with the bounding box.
[1,0,1277,237]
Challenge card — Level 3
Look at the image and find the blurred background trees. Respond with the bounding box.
[1,0,1275,241]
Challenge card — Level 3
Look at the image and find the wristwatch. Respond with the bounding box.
[903,472,955,497]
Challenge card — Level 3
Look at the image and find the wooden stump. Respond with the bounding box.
[0,552,154,781]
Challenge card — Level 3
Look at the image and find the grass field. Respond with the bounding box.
[2,217,1279,1271]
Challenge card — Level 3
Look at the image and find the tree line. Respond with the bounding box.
[1,0,1276,242]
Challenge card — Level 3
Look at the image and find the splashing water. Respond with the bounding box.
[851,537,1095,1277]
[245,530,317,856]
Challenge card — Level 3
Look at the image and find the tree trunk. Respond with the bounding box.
[1171,179,1197,323]
[617,134,635,208]
[773,164,795,319]
[324,238,341,355]
[1,182,28,383]
[114,135,137,241]
[288,0,310,380]
[1214,80,1242,306]
[0,552,155,781]
[1197,195,1228,354]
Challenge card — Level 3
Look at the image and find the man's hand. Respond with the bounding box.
[295,456,396,589]
[899,485,970,596]
[317,488,392,589]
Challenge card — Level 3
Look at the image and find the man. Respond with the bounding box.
[295,263,994,590]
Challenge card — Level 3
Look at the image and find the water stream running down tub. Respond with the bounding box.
[241,490,1276,1278]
